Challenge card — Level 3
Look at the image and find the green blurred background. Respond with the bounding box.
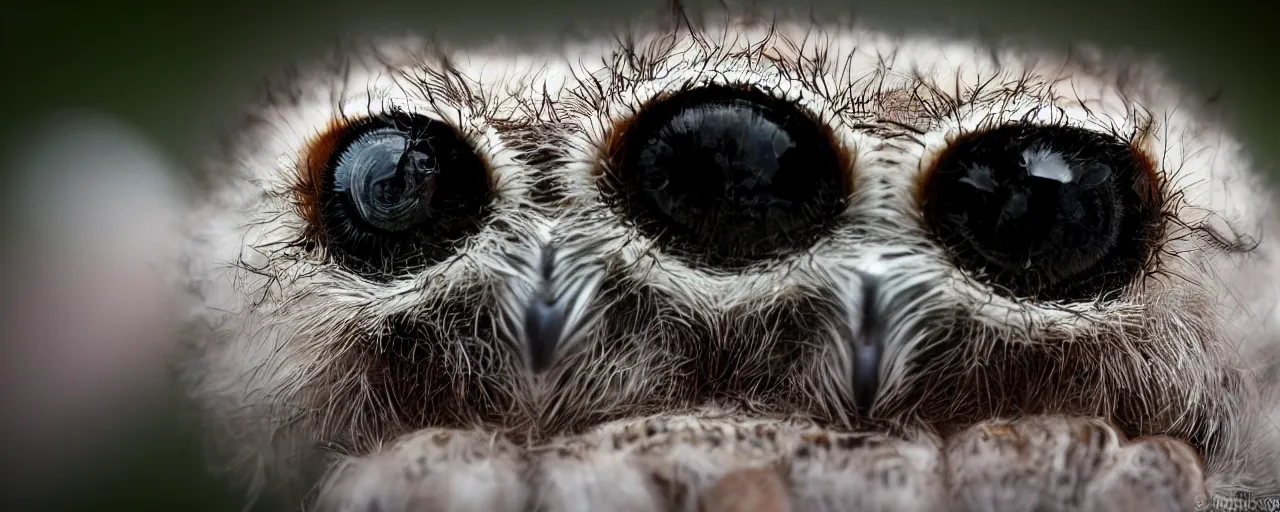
[0,0,1273,510]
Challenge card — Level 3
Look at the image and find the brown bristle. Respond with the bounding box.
[292,116,355,244]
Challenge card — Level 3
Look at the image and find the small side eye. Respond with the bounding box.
[301,112,491,276]
[919,123,1162,300]
[600,85,850,268]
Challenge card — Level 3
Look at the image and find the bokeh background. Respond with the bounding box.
[0,0,1273,510]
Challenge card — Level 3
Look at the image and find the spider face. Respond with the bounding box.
[178,8,1280,509]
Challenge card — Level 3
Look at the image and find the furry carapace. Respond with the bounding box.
[176,3,1280,511]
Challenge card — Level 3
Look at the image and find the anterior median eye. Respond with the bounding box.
[305,112,491,276]
[600,85,850,269]
[920,123,1162,300]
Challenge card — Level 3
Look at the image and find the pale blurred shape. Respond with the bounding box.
[0,110,185,495]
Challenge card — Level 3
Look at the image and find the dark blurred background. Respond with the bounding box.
[0,0,1273,510]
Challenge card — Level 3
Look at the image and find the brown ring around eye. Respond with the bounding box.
[293,112,494,277]
[915,122,1165,301]
[295,116,353,244]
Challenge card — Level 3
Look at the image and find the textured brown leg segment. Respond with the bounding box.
[945,416,1207,512]
[312,416,1207,512]
[314,429,529,512]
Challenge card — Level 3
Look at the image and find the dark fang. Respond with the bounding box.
[524,246,562,373]
[524,294,564,373]
[501,239,604,374]
[851,275,884,413]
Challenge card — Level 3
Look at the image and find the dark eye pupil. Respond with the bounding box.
[321,114,489,275]
[608,86,847,267]
[923,124,1158,299]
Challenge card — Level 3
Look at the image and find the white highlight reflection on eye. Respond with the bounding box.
[1021,148,1075,184]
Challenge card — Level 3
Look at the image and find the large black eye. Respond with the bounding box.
[315,113,490,275]
[920,123,1162,300]
[602,85,849,268]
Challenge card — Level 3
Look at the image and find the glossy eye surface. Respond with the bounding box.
[316,113,490,275]
[921,123,1162,300]
[602,86,849,268]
